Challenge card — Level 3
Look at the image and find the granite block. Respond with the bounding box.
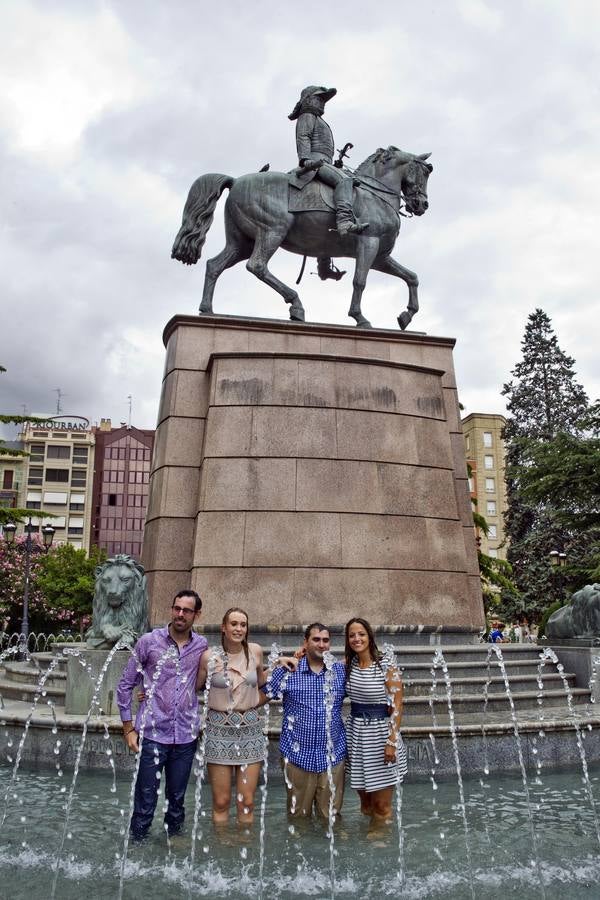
[193,511,246,566]
[243,512,342,567]
[296,459,457,518]
[190,566,295,625]
[158,369,210,424]
[153,416,205,469]
[142,517,195,571]
[202,406,253,458]
[146,465,200,520]
[201,457,296,510]
[146,570,191,623]
[250,407,337,458]
[340,514,430,569]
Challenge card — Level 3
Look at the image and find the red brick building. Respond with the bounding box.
[91,420,155,559]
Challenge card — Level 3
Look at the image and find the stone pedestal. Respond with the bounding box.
[64,649,131,716]
[142,314,484,631]
[541,639,600,701]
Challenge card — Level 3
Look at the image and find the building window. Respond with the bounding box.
[47,446,70,460]
[70,502,84,511]
[486,500,497,516]
[468,477,474,492]
[484,455,494,470]
[28,467,43,486]
[488,548,498,558]
[488,524,497,539]
[71,468,87,487]
[108,494,117,506]
[45,469,69,483]
[485,478,495,493]
[26,501,41,509]
[2,470,13,490]
[73,445,89,464]
[483,432,493,448]
[29,443,45,462]
[32,432,48,438]
[465,434,470,452]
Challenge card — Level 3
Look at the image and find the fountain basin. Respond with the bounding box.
[1,763,600,899]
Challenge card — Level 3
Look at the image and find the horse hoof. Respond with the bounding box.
[355,317,372,329]
[398,312,411,330]
[290,306,305,322]
[199,306,213,316]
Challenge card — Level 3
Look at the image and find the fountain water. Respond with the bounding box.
[1,636,600,898]
[323,649,339,900]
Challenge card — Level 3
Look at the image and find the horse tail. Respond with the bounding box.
[171,174,235,265]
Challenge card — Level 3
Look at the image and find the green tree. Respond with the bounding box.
[36,543,107,636]
[501,309,590,620]
[517,402,600,583]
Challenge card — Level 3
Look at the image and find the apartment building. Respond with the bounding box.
[18,415,96,549]
[462,413,508,560]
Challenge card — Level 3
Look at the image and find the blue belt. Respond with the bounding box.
[350,702,389,722]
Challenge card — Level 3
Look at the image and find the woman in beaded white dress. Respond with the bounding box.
[345,617,407,825]
[197,607,266,825]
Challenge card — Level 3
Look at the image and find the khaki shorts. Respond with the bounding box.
[281,758,345,818]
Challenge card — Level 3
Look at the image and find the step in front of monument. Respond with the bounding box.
[0,675,66,704]
[403,671,576,696]
[1,660,67,686]
[272,642,542,662]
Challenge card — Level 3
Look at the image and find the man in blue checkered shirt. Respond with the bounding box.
[263,623,346,818]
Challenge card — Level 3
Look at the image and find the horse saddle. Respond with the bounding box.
[288,175,336,214]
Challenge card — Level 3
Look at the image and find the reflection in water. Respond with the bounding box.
[1,765,600,899]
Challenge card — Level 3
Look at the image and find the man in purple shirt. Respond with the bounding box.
[117,589,208,841]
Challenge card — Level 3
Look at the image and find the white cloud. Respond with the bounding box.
[0,3,149,159]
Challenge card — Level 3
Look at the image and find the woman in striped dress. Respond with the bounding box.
[345,617,408,825]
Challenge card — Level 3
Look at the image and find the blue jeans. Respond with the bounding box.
[130,738,197,840]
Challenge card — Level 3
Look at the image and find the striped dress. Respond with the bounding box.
[346,661,408,792]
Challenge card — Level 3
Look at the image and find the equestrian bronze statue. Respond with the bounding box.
[172,85,432,329]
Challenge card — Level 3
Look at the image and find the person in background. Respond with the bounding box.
[488,621,506,643]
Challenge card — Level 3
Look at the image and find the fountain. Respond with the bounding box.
[1,630,600,898]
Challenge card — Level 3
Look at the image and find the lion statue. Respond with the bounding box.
[546,583,600,640]
[86,554,150,649]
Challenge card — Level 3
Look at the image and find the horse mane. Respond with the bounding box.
[356,146,431,176]
[355,147,396,175]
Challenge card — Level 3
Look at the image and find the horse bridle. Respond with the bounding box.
[401,160,429,215]
[348,157,428,219]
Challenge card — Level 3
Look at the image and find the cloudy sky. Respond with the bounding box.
[1,0,599,432]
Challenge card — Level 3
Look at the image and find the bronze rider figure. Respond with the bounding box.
[289,85,368,280]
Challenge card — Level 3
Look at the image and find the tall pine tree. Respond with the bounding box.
[502,309,589,619]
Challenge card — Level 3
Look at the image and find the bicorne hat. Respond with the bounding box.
[288,85,337,120]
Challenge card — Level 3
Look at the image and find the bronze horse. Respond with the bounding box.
[172,146,432,329]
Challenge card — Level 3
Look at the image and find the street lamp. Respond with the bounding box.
[549,549,568,604]
[549,550,567,568]
[2,518,55,648]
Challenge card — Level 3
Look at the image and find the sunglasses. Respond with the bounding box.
[172,605,196,616]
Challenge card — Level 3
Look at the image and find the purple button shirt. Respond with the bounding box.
[117,626,208,745]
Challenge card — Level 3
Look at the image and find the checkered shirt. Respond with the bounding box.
[265,657,347,773]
